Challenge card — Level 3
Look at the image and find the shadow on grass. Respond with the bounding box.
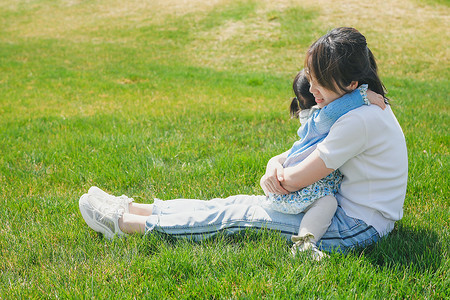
[358,223,442,273]
[138,223,442,275]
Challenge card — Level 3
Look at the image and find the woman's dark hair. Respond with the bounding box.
[305,27,387,97]
[290,69,316,118]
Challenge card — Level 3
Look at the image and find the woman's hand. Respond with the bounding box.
[260,155,290,196]
[367,90,386,110]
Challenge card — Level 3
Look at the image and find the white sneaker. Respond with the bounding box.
[291,234,328,261]
[79,193,128,239]
[88,186,134,213]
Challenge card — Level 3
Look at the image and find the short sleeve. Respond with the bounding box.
[316,112,367,170]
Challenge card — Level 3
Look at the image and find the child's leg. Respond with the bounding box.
[295,195,337,243]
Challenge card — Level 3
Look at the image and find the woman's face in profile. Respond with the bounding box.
[308,75,345,108]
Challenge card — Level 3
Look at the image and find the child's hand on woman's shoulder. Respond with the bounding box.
[367,90,386,110]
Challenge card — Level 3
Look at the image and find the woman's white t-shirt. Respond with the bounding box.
[317,105,408,235]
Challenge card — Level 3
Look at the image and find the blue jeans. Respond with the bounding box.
[145,195,380,253]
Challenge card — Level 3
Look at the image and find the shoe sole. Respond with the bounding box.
[79,194,115,239]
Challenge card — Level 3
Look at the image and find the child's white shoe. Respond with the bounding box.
[291,234,328,261]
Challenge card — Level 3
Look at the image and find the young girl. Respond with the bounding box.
[260,69,385,259]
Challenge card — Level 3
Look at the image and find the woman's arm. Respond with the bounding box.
[260,150,290,195]
[281,149,334,192]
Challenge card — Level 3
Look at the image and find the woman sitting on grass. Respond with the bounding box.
[79,27,408,258]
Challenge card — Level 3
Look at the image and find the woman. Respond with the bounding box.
[79,27,408,257]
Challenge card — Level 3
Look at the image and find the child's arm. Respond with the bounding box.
[321,85,386,120]
[313,85,384,134]
[318,84,369,124]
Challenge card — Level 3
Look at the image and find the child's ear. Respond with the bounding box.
[348,81,359,90]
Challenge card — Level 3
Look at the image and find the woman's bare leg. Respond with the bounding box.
[118,213,148,234]
[128,203,154,216]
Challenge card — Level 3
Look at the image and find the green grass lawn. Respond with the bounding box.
[1,0,449,298]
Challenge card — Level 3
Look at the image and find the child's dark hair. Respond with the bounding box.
[305,27,387,97]
[290,69,316,118]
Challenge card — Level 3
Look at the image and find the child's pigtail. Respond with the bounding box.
[290,69,316,118]
[290,97,301,119]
